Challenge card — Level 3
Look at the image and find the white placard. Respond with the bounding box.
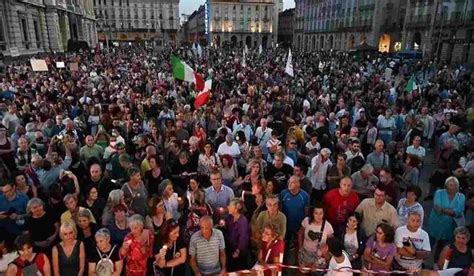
[10,47,20,57]
[56,61,65,68]
[30,59,48,71]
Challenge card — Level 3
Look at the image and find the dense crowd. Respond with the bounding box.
[0,44,473,276]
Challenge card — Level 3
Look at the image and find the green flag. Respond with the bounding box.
[405,76,417,93]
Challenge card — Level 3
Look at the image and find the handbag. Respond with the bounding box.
[452,193,466,227]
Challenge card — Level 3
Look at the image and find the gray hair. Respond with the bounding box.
[26,198,44,214]
[266,194,279,203]
[31,154,43,163]
[159,179,173,195]
[128,214,145,228]
[320,148,332,157]
[407,211,422,218]
[107,189,124,208]
[95,228,111,240]
[360,164,374,174]
[199,215,213,226]
[25,122,36,132]
[453,226,471,241]
[444,176,460,191]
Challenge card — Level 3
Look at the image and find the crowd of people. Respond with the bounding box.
[0,44,473,276]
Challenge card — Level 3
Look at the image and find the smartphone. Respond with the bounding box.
[4,207,16,216]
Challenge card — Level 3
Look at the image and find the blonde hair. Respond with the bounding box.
[78,209,94,221]
[59,222,78,240]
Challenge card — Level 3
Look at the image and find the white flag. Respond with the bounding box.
[259,44,262,55]
[192,43,197,55]
[244,44,248,54]
[242,48,246,67]
[285,49,294,77]
[319,61,324,70]
[197,44,203,58]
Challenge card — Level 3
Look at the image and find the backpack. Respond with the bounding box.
[12,253,40,275]
[348,155,365,173]
[95,245,116,276]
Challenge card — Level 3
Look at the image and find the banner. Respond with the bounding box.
[56,61,65,68]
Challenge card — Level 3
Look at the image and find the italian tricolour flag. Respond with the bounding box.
[194,79,212,108]
[171,54,205,91]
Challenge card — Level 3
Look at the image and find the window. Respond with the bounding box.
[19,14,29,48]
[0,15,5,50]
[33,20,41,48]
[104,0,106,5]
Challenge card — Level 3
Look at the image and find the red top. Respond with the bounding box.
[323,189,360,228]
[13,253,47,276]
[260,240,285,276]
[261,239,285,264]
[122,230,154,276]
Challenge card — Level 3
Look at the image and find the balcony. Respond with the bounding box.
[406,14,431,28]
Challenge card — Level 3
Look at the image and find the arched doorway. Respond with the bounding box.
[215,35,221,47]
[297,35,301,49]
[231,35,237,45]
[262,36,268,49]
[312,36,316,50]
[378,34,391,53]
[348,35,355,49]
[361,33,367,44]
[412,32,421,50]
[328,35,334,49]
[320,35,324,50]
[245,36,252,48]
[304,36,309,51]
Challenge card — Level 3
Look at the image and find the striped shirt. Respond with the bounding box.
[189,229,225,274]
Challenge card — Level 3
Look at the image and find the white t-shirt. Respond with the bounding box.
[343,231,359,257]
[217,142,241,158]
[328,251,353,276]
[394,225,431,269]
[301,218,334,252]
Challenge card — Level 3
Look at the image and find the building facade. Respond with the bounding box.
[187,5,206,45]
[0,0,97,56]
[278,8,294,47]
[294,0,474,63]
[206,0,279,49]
[94,0,179,46]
